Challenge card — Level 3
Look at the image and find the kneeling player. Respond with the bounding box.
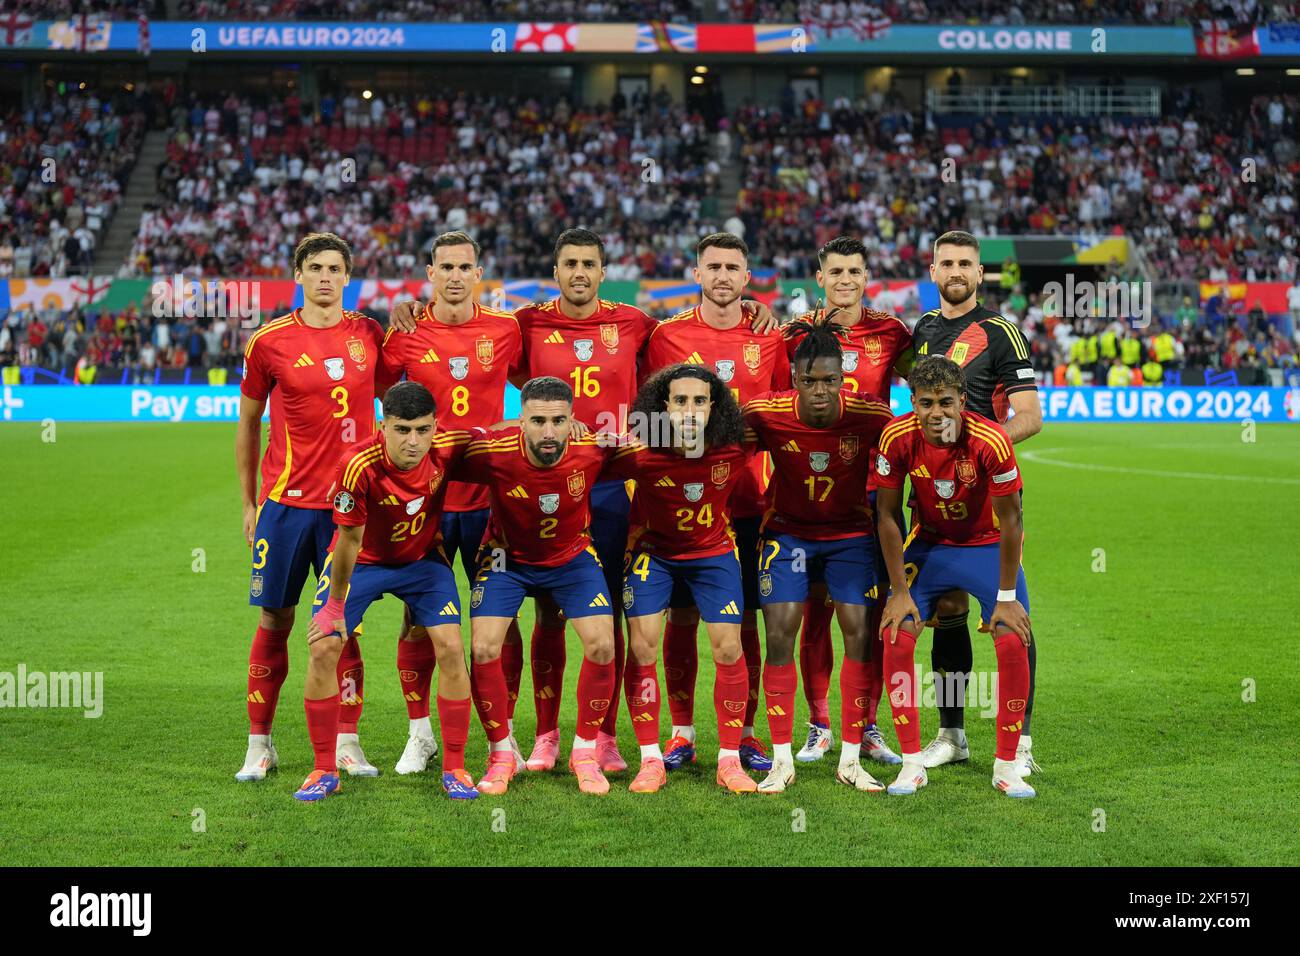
[605,365,757,794]
[456,377,617,796]
[303,382,478,801]
[744,322,894,794]
[874,357,1035,799]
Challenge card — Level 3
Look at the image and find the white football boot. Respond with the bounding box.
[336,733,380,777]
[757,757,796,794]
[919,728,969,768]
[993,757,1037,798]
[795,722,833,762]
[1014,735,1042,777]
[863,724,903,765]
[835,759,886,793]
[394,733,439,775]
[887,760,929,796]
[235,735,278,782]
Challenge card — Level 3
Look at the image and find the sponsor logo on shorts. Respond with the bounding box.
[248,664,271,678]
[759,572,773,597]
[623,586,635,610]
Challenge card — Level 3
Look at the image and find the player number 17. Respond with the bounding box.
[803,475,833,501]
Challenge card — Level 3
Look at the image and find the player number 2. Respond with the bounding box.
[675,503,713,531]
[569,366,601,398]
[331,386,349,418]
[803,475,834,501]
[391,512,427,542]
[539,517,558,539]
[935,501,968,521]
[451,385,470,417]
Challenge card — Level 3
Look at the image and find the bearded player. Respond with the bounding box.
[783,235,911,766]
[454,377,619,795]
[604,364,756,794]
[743,322,894,794]
[301,382,478,801]
[235,232,395,782]
[643,232,790,774]
[911,231,1043,776]
[382,230,526,775]
[873,357,1035,799]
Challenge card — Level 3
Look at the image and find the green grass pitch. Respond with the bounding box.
[3,421,1297,866]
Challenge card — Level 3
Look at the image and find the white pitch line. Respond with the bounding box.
[1019,448,1300,486]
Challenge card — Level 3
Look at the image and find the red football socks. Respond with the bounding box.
[714,658,749,751]
[993,633,1031,761]
[437,695,472,772]
[397,637,435,720]
[530,621,567,734]
[663,619,698,726]
[246,625,290,735]
[799,597,834,725]
[624,661,662,747]
[470,656,511,744]
[599,615,626,735]
[839,657,871,744]
[574,656,616,746]
[500,637,523,721]
[762,661,797,746]
[304,693,340,772]
[882,630,921,756]
[866,603,886,726]
[336,635,364,733]
[741,623,762,727]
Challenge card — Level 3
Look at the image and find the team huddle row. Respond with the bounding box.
[233,226,1045,803]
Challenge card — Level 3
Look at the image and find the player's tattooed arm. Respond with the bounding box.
[389,300,424,333]
[988,493,1031,646]
[235,395,267,546]
[874,484,920,641]
[1004,389,1043,444]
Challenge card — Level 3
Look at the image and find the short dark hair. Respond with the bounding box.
[696,232,748,258]
[553,228,605,267]
[383,381,436,419]
[817,235,868,267]
[294,232,353,276]
[933,230,980,256]
[630,364,745,448]
[432,230,481,263]
[908,356,966,395]
[519,375,573,406]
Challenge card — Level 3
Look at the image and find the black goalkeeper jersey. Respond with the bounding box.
[911,303,1037,423]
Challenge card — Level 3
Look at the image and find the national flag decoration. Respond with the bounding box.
[639,280,702,314]
[515,23,578,53]
[485,279,560,311]
[47,14,111,52]
[755,25,814,53]
[801,13,891,42]
[1194,20,1260,59]
[137,12,150,57]
[0,11,33,48]
[70,277,113,307]
[355,279,430,312]
[747,268,781,307]
[636,21,697,53]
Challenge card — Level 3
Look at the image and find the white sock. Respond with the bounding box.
[573,735,596,753]
[741,725,754,738]
[902,751,923,765]
[943,727,967,745]
[774,742,793,763]
[336,732,358,744]
[410,716,433,739]
[489,739,513,753]
[840,742,861,764]
[671,724,696,743]
[718,748,739,760]
[640,743,663,761]
[1019,734,1032,749]
[248,733,269,748]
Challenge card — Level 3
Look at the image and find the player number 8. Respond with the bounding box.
[451,385,470,417]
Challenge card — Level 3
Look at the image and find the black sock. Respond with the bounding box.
[931,614,972,731]
[1022,636,1037,737]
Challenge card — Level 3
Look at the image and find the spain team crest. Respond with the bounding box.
[863,335,882,363]
[476,335,494,367]
[567,472,586,498]
[346,337,367,365]
[951,342,970,365]
[471,586,484,608]
[839,435,859,461]
[955,459,977,484]
[429,473,444,495]
[743,342,762,371]
[600,323,619,351]
[711,461,731,486]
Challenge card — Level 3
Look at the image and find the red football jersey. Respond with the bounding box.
[744,390,893,540]
[455,429,612,567]
[242,309,393,509]
[515,298,657,433]
[605,441,752,560]
[785,306,912,402]
[330,429,473,565]
[643,307,792,518]
[872,411,1022,547]
[382,303,523,512]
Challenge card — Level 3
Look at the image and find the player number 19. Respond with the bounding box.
[935,501,968,521]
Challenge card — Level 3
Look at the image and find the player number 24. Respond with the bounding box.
[675,503,714,531]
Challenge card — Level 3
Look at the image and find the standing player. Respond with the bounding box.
[911,231,1043,775]
[455,377,618,795]
[605,365,756,794]
[743,323,894,793]
[873,357,1035,798]
[235,232,394,782]
[643,232,790,773]
[382,230,525,775]
[783,235,912,766]
[301,382,478,801]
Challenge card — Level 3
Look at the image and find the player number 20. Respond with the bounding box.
[391,513,427,542]
[803,475,834,501]
[675,503,714,531]
[569,366,601,398]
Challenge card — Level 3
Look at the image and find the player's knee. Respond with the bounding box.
[470,640,500,665]
[935,591,970,618]
[308,634,342,668]
[713,638,743,666]
[584,631,615,664]
[260,607,294,631]
[629,634,659,664]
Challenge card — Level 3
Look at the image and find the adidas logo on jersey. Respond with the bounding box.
[404,691,422,702]
[685,351,704,365]
[589,594,610,609]
[419,348,439,364]
[655,476,676,487]
[910,465,931,478]
[724,718,744,729]
[507,485,529,499]
[544,331,564,344]
[781,440,801,452]
[379,494,400,506]
[535,686,555,700]
[293,353,314,368]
